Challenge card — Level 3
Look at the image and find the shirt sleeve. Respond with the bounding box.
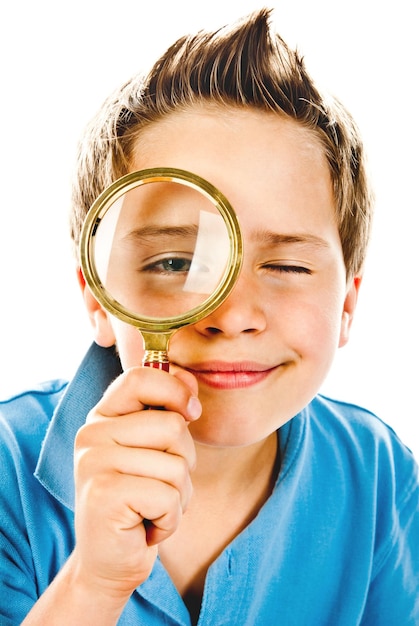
[0,415,40,625]
[0,386,74,626]
[361,458,419,625]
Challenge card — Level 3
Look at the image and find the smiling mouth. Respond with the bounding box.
[185,362,279,390]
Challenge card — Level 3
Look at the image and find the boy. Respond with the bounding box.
[1,8,418,625]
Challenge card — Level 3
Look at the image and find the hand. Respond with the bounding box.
[72,365,201,603]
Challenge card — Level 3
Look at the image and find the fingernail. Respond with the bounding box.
[187,396,202,421]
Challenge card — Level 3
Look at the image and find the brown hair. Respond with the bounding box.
[70,8,373,277]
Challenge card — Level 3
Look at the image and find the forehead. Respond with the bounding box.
[130,105,336,239]
[132,104,328,171]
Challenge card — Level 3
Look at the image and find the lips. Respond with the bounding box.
[185,361,278,390]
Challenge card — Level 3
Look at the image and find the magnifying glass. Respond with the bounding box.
[79,167,243,371]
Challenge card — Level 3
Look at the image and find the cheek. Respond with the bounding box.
[282,290,345,361]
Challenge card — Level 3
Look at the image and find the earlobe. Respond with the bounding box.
[339,276,362,348]
[77,267,116,348]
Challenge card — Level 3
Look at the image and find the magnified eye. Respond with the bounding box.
[161,257,191,272]
[83,171,242,321]
[142,254,193,275]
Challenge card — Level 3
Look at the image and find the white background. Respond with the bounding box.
[0,0,417,459]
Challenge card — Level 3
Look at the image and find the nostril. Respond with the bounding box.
[204,326,258,336]
[206,327,222,335]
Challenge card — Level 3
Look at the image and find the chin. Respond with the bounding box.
[188,414,280,449]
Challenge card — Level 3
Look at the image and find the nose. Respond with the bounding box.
[195,271,267,338]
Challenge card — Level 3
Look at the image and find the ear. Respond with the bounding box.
[339,275,362,348]
[77,267,116,348]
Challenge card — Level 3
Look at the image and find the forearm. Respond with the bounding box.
[21,553,131,626]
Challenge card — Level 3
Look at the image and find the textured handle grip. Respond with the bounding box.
[143,361,170,372]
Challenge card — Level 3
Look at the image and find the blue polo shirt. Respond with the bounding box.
[1,343,418,625]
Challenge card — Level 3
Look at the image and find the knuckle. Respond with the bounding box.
[74,444,102,482]
[171,455,192,492]
[122,366,141,387]
[166,411,188,439]
[76,467,114,512]
[74,418,103,450]
[166,483,183,516]
[74,422,92,450]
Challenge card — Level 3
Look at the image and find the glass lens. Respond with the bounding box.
[92,180,231,319]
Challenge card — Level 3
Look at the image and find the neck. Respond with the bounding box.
[157,430,280,614]
[192,432,279,497]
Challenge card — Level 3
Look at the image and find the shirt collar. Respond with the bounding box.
[35,342,122,511]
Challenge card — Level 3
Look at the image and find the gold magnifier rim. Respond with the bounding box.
[79,167,243,332]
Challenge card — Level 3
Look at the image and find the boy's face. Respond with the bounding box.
[87,106,359,447]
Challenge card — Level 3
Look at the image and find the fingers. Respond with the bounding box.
[95,365,201,422]
[78,408,197,469]
[76,432,194,510]
[76,470,186,545]
[170,364,200,396]
[72,365,201,596]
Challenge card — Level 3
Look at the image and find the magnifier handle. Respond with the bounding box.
[143,352,169,410]
[143,360,170,372]
[141,332,171,373]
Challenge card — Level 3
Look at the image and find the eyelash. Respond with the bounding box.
[263,264,312,275]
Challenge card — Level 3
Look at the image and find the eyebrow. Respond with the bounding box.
[252,230,331,249]
[123,224,199,242]
[121,225,331,251]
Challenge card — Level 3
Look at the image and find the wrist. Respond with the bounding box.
[63,552,135,617]
[22,552,133,626]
